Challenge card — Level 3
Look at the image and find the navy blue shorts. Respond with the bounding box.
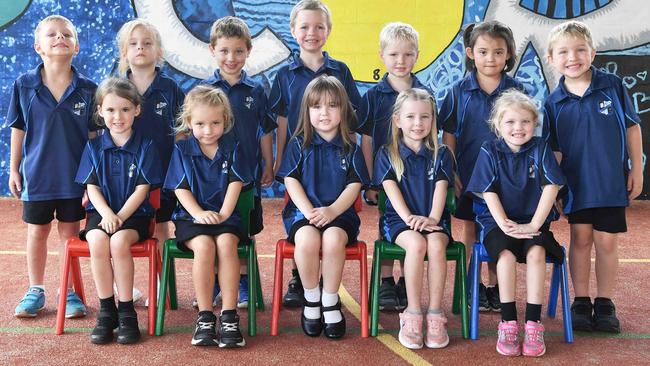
[288,218,357,246]
[483,224,564,264]
[79,211,150,242]
[453,193,475,221]
[568,207,627,233]
[173,220,245,252]
[155,196,177,223]
[22,198,85,225]
[250,195,264,235]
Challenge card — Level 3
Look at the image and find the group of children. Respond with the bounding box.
[6,0,642,357]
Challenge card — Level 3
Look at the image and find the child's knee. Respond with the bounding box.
[321,230,346,256]
[426,235,448,259]
[526,245,545,263]
[190,239,216,258]
[497,250,516,264]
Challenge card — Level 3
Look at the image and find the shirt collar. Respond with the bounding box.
[183,136,231,160]
[376,73,425,93]
[463,71,511,95]
[311,132,344,148]
[22,63,81,90]
[100,129,142,154]
[205,69,256,88]
[126,67,163,93]
[288,51,340,72]
[548,66,609,103]
[398,141,430,160]
[494,136,537,154]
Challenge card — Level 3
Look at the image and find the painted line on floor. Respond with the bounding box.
[338,284,432,366]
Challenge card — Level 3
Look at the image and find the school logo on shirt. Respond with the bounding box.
[598,100,613,116]
[528,159,536,179]
[73,101,86,116]
[155,101,167,116]
[221,160,229,173]
[427,166,435,180]
[244,96,254,109]
[128,163,137,178]
[340,156,348,171]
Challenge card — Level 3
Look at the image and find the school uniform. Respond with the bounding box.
[128,67,185,223]
[356,73,434,155]
[466,137,565,263]
[163,137,252,251]
[438,71,524,220]
[75,130,162,241]
[543,66,640,233]
[269,51,361,138]
[275,133,370,245]
[5,64,98,224]
[373,143,454,243]
[203,69,277,234]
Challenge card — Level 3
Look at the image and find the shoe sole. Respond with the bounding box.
[90,337,113,345]
[14,307,44,318]
[219,339,246,348]
[523,348,546,357]
[191,338,219,346]
[496,344,521,357]
[594,325,621,333]
[425,336,450,349]
[398,329,423,349]
[65,310,87,319]
[237,300,248,309]
[117,335,141,344]
[283,298,303,308]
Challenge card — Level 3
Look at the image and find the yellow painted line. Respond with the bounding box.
[0,250,59,255]
[339,284,431,366]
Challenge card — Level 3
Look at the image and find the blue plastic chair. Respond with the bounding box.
[467,242,573,343]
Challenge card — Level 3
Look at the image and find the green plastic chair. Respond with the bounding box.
[369,189,469,338]
[155,188,265,336]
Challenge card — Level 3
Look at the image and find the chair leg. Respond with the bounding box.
[70,257,85,304]
[255,255,264,311]
[559,253,574,343]
[270,241,285,336]
[147,241,157,336]
[359,244,369,338]
[55,243,73,335]
[370,244,382,337]
[156,242,171,336]
[247,246,256,337]
[457,244,470,339]
[168,257,178,310]
[547,263,560,318]
[452,256,460,315]
[470,244,481,340]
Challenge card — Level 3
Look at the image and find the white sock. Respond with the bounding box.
[303,286,321,320]
[30,285,44,292]
[322,291,342,323]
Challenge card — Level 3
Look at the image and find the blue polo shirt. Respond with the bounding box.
[466,137,565,240]
[543,66,640,213]
[357,73,433,155]
[75,130,162,217]
[129,68,184,174]
[373,143,454,242]
[269,51,361,138]
[438,71,524,191]
[275,133,370,235]
[163,137,252,227]
[203,69,277,191]
[5,64,98,201]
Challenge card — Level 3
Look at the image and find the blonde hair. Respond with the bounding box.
[116,19,163,75]
[210,16,252,49]
[379,22,419,52]
[34,15,78,42]
[290,0,332,30]
[175,85,234,136]
[488,89,540,138]
[547,20,595,56]
[294,75,356,151]
[387,88,438,182]
[94,77,142,127]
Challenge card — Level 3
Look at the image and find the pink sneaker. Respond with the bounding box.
[398,311,424,349]
[496,320,521,356]
[425,312,449,348]
[522,321,546,357]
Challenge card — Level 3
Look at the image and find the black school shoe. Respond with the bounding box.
[301,298,323,337]
[90,310,119,344]
[218,310,246,348]
[469,283,490,312]
[379,278,399,311]
[116,311,141,344]
[192,311,218,346]
[593,298,621,333]
[486,285,501,312]
[395,277,408,311]
[283,269,304,308]
[322,301,346,339]
[571,298,594,332]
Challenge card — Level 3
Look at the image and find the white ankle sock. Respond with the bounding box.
[303,286,321,320]
[322,291,342,323]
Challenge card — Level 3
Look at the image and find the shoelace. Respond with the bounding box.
[526,328,544,343]
[221,321,239,332]
[427,317,446,334]
[197,321,215,330]
[498,327,518,343]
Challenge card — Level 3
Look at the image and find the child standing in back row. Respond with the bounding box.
[544,21,643,333]
[270,0,362,308]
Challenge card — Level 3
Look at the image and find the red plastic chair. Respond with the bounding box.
[55,189,162,336]
[270,239,369,337]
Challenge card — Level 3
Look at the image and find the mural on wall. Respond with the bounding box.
[0,0,648,198]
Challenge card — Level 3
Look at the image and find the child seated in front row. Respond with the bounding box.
[76,77,162,345]
[373,88,454,350]
[467,90,566,357]
[276,75,370,339]
[164,85,252,348]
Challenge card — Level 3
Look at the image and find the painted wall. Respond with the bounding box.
[1,0,648,198]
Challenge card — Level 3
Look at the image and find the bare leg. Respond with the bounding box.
[110,230,139,302]
[525,246,546,305]
[26,223,52,285]
[87,230,113,299]
[293,226,322,289]
[569,224,594,297]
[395,230,427,314]
[186,236,216,312]
[216,233,240,310]
[426,233,448,311]
[593,230,619,299]
[320,228,347,294]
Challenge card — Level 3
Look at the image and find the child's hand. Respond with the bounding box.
[454,176,463,197]
[309,206,336,228]
[503,221,540,239]
[193,210,221,225]
[8,171,22,199]
[628,167,644,200]
[261,165,274,188]
[407,215,442,232]
[99,213,123,234]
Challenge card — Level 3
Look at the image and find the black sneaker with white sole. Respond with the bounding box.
[486,285,501,312]
[192,311,218,346]
[218,310,245,348]
[378,278,398,311]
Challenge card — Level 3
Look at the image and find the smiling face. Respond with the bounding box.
[380,40,419,79]
[189,104,226,148]
[496,106,536,152]
[98,93,140,137]
[34,19,79,59]
[291,9,330,53]
[548,34,596,82]
[466,34,509,79]
[308,92,341,137]
[125,25,161,70]
[395,99,434,147]
[210,36,250,81]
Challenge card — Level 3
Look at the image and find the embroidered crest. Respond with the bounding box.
[340,157,347,171]
[221,160,229,173]
[155,101,167,116]
[427,166,435,180]
[244,96,254,109]
[128,163,137,178]
[598,100,612,115]
[73,101,86,116]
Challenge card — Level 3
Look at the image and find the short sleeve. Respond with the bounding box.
[172,84,186,127]
[372,146,397,186]
[347,145,371,186]
[229,143,254,184]
[137,140,163,187]
[85,85,101,132]
[6,81,25,130]
[438,85,458,135]
[342,65,362,113]
[269,71,287,117]
[539,141,566,187]
[257,90,278,135]
[275,138,302,182]
[163,144,187,190]
[465,143,498,195]
[542,102,559,151]
[435,146,455,184]
[75,142,97,186]
[355,92,374,136]
[617,79,641,128]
